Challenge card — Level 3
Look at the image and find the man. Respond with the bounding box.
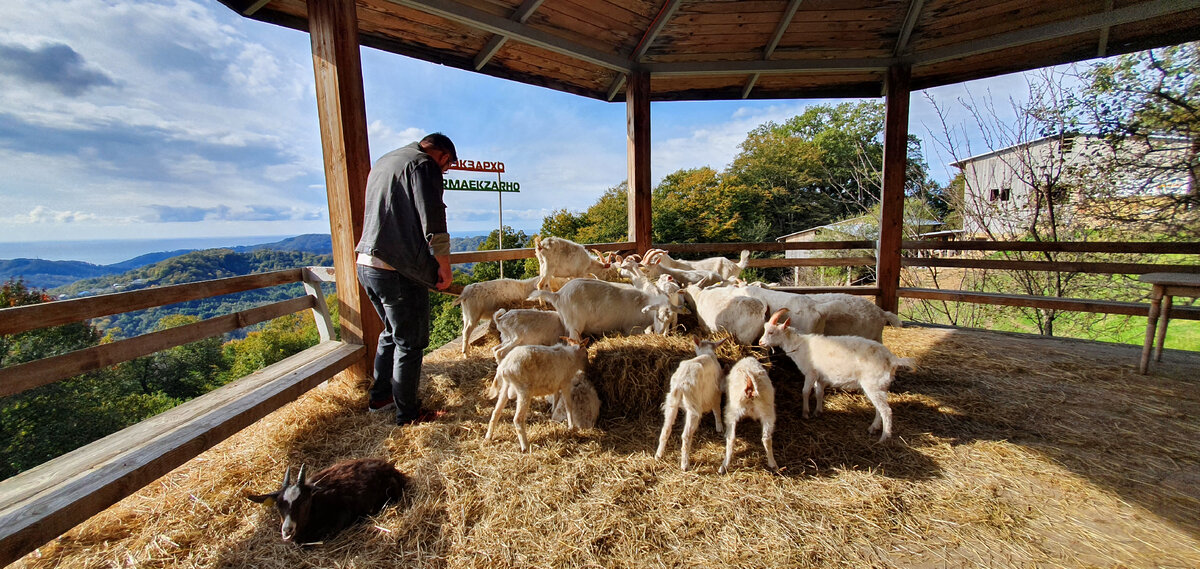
[355,132,456,426]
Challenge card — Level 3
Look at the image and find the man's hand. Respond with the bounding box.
[435,256,452,291]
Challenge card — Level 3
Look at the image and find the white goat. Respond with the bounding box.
[532,235,618,289]
[645,248,752,281]
[527,278,679,340]
[809,293,903,343]
[656,338,727,471]
[454,277,540,356]
[684,283,768,345]
[492,308,568,363]
[641,254,725,288]
[732,284,828,334]
[485,338,590,452]
[549,374,600,429]
[758,308,913,442]
[718,357,777,474]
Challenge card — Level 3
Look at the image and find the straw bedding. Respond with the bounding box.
[13,325,1200,568]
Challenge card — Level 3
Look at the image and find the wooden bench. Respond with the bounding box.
[0,340,363,565]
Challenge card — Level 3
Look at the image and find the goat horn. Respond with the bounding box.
[768,308,790,325]
[296,464,307,485]
[282,466,292,487]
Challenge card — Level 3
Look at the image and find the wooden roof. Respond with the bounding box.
[221,0,1200,102]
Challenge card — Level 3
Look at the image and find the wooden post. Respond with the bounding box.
[308,0,376,383]
[626,70,652,255]
[876,64,911,313]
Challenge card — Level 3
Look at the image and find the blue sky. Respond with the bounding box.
[0,0,1039,245]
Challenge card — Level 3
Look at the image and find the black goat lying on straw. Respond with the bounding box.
[247,458,407,544]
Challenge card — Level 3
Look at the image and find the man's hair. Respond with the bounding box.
[420,132,457,165]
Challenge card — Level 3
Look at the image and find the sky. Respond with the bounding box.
[0,0,1045,248]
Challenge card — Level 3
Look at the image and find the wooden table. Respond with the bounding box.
[1139,272,1200,374]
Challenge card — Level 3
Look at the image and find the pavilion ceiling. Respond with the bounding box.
[222,0,1200,101]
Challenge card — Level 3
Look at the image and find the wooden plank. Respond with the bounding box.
[901,240,1200,254]
[0,341,364,566]
[877,63,910,313]
[0,297,316,399]
[749,257,876,268]
[309,0,374,385]
[774,285,880,296]
[626,70,652,255]
[898,287,1200,321]
[448,241,635,264]
[903,257,1200,275]
[302,268,336,342]
[0,270,303,337]
[659,240,876,253]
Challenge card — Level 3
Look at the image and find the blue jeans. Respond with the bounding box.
[356,265,430,423]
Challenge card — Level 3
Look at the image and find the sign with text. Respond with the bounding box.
[446,178,520,192]
[448,159,505,173]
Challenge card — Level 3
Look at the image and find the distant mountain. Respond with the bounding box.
[0,258,124,290]
[2,233,488,290]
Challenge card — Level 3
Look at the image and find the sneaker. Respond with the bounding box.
[367,396,396,413]
[396,409,445,426]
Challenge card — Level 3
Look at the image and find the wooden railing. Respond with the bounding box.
[450,239,1200,320]
[0,267,363,566]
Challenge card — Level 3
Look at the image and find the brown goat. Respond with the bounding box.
[247,458,406,544]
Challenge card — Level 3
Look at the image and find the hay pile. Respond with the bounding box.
[14,326,1200,568]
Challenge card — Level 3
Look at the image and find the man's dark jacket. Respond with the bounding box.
[355,142,448,289]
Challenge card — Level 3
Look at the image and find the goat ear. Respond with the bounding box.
[714,337,728,348]
[247,492,277,506]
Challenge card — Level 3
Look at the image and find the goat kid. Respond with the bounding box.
[656,337,727,471]
[719,357,778,474]
[485,337,590,452]
[247,458,406,544]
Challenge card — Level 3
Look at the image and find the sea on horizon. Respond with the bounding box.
[0,236,296,266]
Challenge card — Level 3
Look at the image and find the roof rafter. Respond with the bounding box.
[472,0,546,71]
[605,0,683,101]
[384,0,631,73]
[892,0,926,57]
[742,0,805,99]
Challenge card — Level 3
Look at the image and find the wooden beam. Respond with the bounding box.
[901,240,1200,254]
[472,0,546,70]
[385,0,631,73]
[308,0,375,383]
[646,57,892,77]
[626,70,652,256]
[0,340,364,567]
[742,0,803,98]
[903,258,1200,275]
[893,0,926,57]
[877,63,911,313]
[0,297,316,398]
[0,269,302,337]
[898,287,1200,321]
[604,0,683,100]
[915,0,1200,66]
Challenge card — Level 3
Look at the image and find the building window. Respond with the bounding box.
[1000,188,1011,201]
[989,189,999,201]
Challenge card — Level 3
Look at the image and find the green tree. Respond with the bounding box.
[473,226,535,281]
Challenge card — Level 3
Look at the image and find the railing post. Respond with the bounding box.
[876,63,911,314]
[303,267,336,343]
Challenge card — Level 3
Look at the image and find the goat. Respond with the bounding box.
[492,307,568,363]
[656,337,727,471]
[644,248,751,281]
[527,278,680,340]
[684,283,768,345]
[549,373,600,429]
[485,337,590,451]
[453,276,540,356]
[532,235,618,289]
[808,293,903,343]
[641,253,726,288]
[718,357,777,474]
[247,458,406,544]
[758,308,913,442]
